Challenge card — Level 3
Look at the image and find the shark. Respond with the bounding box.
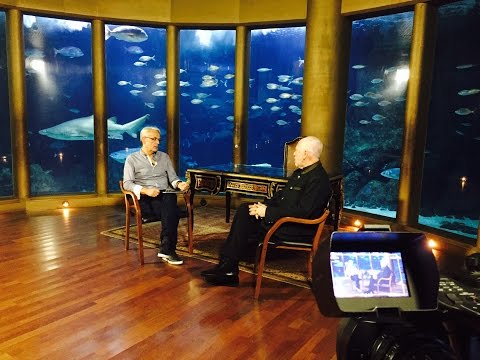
[39,114,149,141]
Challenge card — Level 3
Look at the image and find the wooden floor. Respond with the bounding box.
[0,206,339,360]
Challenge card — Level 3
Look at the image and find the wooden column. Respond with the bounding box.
[166,25,180,171]
[302,0,351,177]
[397,3,437,225]
[92,19,108,195]
[6,9,28,201]
[233,26,250,165]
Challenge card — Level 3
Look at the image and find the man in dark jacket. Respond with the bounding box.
[201,136,332,286]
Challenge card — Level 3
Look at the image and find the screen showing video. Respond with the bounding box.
[330,251,410,298]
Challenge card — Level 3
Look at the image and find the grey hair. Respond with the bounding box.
[301,136,324,160]
[140,126,161,139]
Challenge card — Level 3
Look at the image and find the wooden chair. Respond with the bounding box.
[253,209,330,300]
[119,180,193,265]
[376,273,395,293]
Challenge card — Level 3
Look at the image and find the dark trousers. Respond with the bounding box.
[139,193,179,252]
[220,203,265,261]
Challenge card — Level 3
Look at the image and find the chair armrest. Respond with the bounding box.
[262,210,330,247]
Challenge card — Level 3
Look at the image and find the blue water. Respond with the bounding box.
[0,9,477,242]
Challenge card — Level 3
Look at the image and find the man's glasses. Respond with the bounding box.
[145,136,160,142]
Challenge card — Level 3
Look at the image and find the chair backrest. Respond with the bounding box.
[283,136,304,176]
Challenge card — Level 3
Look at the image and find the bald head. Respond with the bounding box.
[299,136,324,160]
[293,136,324,168]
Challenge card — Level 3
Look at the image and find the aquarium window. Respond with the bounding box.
[24,15,94,196]
[105,24,167,192]
[0,11,12,197]
[419,0,480,241]
[178,29,235,176]
[247,27,304,167]
[342,12,414,219]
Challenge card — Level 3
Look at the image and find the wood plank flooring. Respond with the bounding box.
[0,206,339,359]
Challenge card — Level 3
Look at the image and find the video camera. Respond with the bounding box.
[311,231,457,360]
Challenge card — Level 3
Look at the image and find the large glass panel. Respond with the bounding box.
[0,12,12,197]
[24,15,93,195]
[420,0,480,241]
[343,13,414,218]
[106,24,166,192]
[248,27,304,167]
[178,29,236,176]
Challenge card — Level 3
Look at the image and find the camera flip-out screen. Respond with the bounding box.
[330,251,410,298]
[312,232,439,317]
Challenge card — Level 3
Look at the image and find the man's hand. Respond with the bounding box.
[177,181,190,192]
[248,202,267,219]
[144,187,160,197]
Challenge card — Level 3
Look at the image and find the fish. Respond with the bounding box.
[156,80,167,87]
[132,84,147,88]
[39,114,149,141]
[133,61,147,67]
[352,64,366,69]
[372,114,386,121]
[250,105,262,110]
[265,98,278,103]
[278,93,292,99]
[457,89,480,96]
[179,81,191,87]
[129,90,142,96]
[225,89,234,94]
[277,75,291,83]
[270,106,281,112]
[349,94,364,101]
[125,46,143,54]
[139,55,155,62]
[378,100,392,107]
[250,163,272,167]
[371,78,383,84]
[455,108,474,116]
[54,46,83,58]
[190,99,203,104]
[200,78,218,88]
[210,105,221,109]
[224,74,235,79]
[276,120,288,126]
[109,147,142,163]
[208,64,220,72]
[69,108,80,114]
[226,116,234,121]
[359,120,371,125]
[353,101,369,107]
[257,67,272,72]
[105,25,148,43]
[380,167,400,180]
[289,77,303,86]
[144,102,155,109]
[152,90,167,97]
[266,83,280,90]
[117,80,131,86]
[456,64,477,70]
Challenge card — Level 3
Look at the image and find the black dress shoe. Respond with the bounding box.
[200,258,239,277]
[203,273,239,287]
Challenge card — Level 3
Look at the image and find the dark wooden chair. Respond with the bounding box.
[119,180,193,265]
[283,136,303,176]
[253,209,330,300]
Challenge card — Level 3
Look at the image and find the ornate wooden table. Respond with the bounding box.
[186,164,344,230]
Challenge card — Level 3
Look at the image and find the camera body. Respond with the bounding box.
[311,231,456,359]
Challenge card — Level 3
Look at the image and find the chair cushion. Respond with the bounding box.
[267,239,313,248]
